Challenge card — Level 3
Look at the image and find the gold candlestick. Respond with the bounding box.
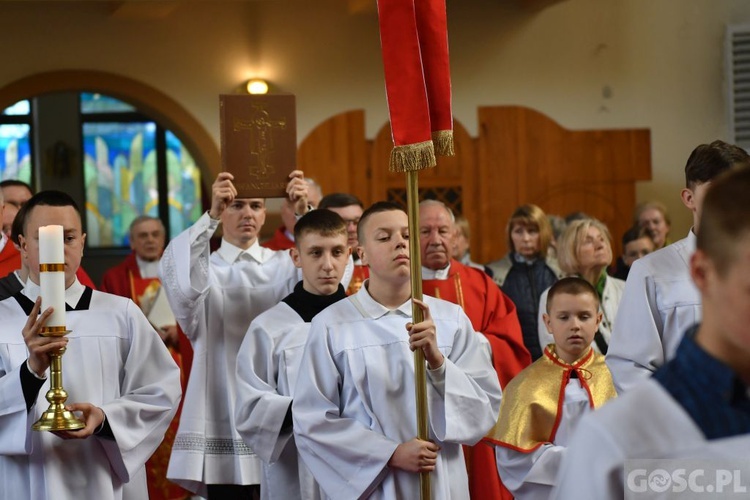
[32,326,84,432]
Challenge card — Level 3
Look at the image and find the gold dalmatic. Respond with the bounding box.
[485,345,617,452]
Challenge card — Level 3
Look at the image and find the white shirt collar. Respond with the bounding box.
[353,280,413,319]
[135,255,161,279]
[0,232,7,254]
[215,238,266,264]
[421,263,451,280]
[23,277,85,309]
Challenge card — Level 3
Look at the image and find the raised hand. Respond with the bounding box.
[209,172,238,219]
[285,170,309,216]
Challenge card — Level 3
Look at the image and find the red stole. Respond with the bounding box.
[346,264,369,295]
[0,239,21,278]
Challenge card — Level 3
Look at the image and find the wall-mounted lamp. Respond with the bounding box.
[246,78,269,95]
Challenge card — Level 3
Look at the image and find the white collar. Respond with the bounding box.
[0,232,7,254]
[421,263,451,280]
[352,281,412,319]
[686,228,697,250]
[215,238,266,264]
[23,277,86,308]
[135,254,161,278]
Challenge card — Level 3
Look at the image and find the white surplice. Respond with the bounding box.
[494,379,591,500]
[0,279,181,500]
[160,213,304,494]
[537,275,625,354]
[235,302,323,500]
[292,286,502,500]
[606,232,700,393]
[550,379,723,500]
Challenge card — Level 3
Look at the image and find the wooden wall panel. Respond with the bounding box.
[298,105,651,266]
[477,106,651,263]
[297,109,371,204]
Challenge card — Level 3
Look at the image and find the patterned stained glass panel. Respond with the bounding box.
[83,121,158,247]
[80,93,136,114]
[0,124,32,183]
[3,100,30,116]
[165,130,203,239]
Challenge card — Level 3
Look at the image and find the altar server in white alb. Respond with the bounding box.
[0,190,181,500]
[293,202,502,499]
[159,171,318,498]
[606,140,750,393]
[552,166,750,500]
[235,209,351,500]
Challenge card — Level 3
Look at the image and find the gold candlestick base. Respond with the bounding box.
[32,330,85,432]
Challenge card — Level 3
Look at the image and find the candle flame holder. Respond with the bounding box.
[32,326,84,432]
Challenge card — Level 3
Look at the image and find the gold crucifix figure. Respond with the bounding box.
[233,104,287,180]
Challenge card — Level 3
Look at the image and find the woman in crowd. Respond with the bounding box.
[634,200,671,249]
[537,218,625,354]
[487,204,562,361]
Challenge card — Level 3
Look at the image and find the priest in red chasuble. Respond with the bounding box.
[100,215,192,500]
[419,200,531,500]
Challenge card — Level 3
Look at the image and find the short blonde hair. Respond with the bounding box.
[506,204,553,259]
[557,218,613,275]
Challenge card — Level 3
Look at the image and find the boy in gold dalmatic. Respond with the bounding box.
[485,277,617,500]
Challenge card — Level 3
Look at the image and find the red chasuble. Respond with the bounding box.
[261,225,295,251]
[0,238,21,279]
[101,252,192,500]
[422,259,531,500]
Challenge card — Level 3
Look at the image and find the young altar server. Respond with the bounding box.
[292,201,502,499]
[235,209,350,500]
[159,171,321,498]
[0,190,181,500]
[486,277,616,500]
[552,166,750,499]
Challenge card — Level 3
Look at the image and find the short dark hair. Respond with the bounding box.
[696,166,750,276]
[621,224,652,248]
[0,179,33,194]
[294,209,347,245]
[684,140,750,189]
[318,192,364,210]
[546,276,600,314]
[10,203,27,246]
[22,190,81,234]
[357,201,405,244]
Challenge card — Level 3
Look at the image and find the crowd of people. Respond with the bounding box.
[0,138,749,499]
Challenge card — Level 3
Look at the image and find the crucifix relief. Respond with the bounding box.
[220,94,296,198]
[233,105,287,180]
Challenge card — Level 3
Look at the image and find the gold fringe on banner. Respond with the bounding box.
[389,140,436,173]
[432,129,454,157]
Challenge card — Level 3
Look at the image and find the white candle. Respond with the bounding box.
[38,225,65,328]
[39,225,64,264]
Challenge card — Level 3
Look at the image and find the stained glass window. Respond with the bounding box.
[0,100,33,183]
[81,93,203,247]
